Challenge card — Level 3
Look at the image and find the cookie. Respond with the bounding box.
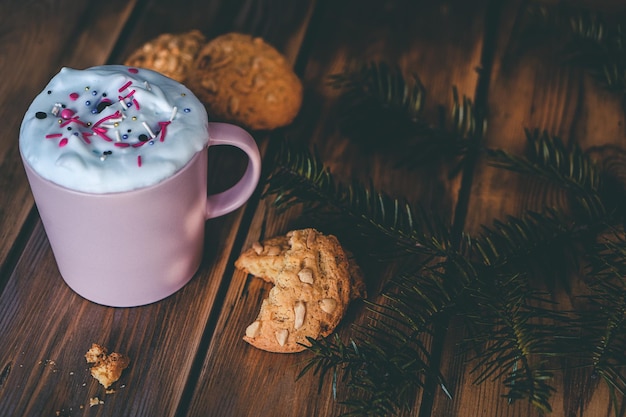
[187,32,303,130]
[85,343,130,389]
[124,30,206,82]
[235,228,365,353]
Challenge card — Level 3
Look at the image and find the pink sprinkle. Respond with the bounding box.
[132,141,147,148]
[132,98,140,110]
[59,138,68,147]
[128,68,138,74]
[60,116,87,128]
[81,132,92,144]
[94,110,122,127]
[92,127,113,142]
[118,81,132,92]
[45,133,63,138]
[137,155,142,167]
[118,89,135,102]
[114,142,130,148]
[69,92,79,101]
[158,121,171,142]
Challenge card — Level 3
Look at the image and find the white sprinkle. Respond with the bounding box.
[114,130,122,142]
[142,122,156,138]
[169,106,178,121]
[144,81,151,91]
[51,103,62,116]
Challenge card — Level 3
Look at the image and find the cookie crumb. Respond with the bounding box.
[85,343,130,389]
[89,397,104,407]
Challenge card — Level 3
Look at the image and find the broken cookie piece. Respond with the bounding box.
[235,228,365,353]
[85,343,130,389]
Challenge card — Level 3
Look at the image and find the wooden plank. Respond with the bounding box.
[184,1,487,416]
[0,0,139,283]
[431,1,626,416]
[0,1,319,416]
[0,219,243,416]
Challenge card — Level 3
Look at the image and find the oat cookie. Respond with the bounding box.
[235,228,365,353]
[124,30,206,82]
[187,32,303,130]
[85,343,130,389]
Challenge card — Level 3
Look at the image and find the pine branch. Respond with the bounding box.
[263,138,454,259]
[579,229,626,415]
[487,129,606,220]
[459,211,587,411]
[327,61,428,146]
[264,137,591,412]
[526,3,626,99]
[300,330,435,417]
[327,61,482,171]
[461,270,565,413]
[263,49,626,415]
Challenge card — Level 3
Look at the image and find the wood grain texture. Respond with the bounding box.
[431,1,626,417]
[2,0,626,416]
[184,1,487,416]
[0,217,245,416]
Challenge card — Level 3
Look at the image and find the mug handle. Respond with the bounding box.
[205,122,262,219]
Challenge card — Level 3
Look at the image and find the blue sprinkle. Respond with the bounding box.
[149,140,154,145]
[127,102,132,108]
[91,109,98,114]
[122,134,128,140]
[85,100,91,106]
[92,90,98,96]
[183,108,191,113]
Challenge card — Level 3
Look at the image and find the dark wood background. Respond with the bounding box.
[1,0,625,416]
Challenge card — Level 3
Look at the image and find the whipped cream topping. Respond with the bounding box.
[20,65,209,193]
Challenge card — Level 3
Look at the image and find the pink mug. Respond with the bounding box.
[21,122,261,307]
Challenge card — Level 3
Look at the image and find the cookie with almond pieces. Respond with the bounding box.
[235,228,365,353]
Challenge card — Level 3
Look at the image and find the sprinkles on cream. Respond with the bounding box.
[20,65,209,193]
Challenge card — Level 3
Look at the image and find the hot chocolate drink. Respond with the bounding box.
[20,65,208,193]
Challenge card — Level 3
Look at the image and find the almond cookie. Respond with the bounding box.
[235,228,365,353]
[187,32,303,130]
[85,343,130,389]
[124,30,206,82]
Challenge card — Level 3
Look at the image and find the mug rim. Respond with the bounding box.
[21,146,206,198]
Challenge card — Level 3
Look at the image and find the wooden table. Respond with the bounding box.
[2,1,625,416]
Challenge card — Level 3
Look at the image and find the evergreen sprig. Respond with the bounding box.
[263,46,626,413]
[262,136,615,415]
[526,3,626,100]
[326,62,482,172]
[487,129,605,220]
[264,139,453,259]
[580,230,626,415]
